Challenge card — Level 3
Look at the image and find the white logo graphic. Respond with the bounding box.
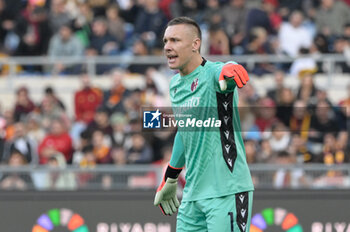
[224,130,230,140]
[227,158,232,167]
[225,144,231,154]
[223,101,229,111]
[239,194,245,203]
[241,222,246,231]
[224,116,230,125]
[143,109,161,128]
[241,209,246,218]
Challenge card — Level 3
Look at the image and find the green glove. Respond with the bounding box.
[154,165,183,215]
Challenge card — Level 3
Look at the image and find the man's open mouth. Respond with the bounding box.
[167,55,178,63]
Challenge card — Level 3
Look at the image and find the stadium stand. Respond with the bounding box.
[0,0,350,191]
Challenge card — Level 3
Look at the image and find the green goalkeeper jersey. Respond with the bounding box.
[169,59,254,202]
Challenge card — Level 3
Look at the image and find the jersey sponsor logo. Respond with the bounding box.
[143,109,161,128]
[175,97,201,115]
[191,78,199,92]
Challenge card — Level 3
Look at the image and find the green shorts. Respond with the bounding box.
[176,191,253,232]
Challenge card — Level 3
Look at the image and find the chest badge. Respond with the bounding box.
[191,78,199,92]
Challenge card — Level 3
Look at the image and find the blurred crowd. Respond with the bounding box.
[0,0,350,75]
[0,67,350,190]
[1,0,350,190]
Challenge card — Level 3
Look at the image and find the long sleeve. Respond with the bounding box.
[169,132,185,169]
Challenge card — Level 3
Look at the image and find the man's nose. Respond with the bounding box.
[164,42,171,51]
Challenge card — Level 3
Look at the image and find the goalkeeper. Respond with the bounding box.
[154,17,254,232]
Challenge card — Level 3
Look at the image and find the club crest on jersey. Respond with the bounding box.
[191,78,199,92]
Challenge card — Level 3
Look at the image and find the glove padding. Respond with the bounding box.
[219,63,249,91]
[154,177,179,216]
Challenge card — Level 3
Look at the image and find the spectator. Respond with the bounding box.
[84,106,114,146]
[88,17,119,56]
[245,27,276,75]
[40,86,66,112]
[92,130,112,164]
[309,100,340,144]
[273,151,306,189]
[75,144,96,188]
[266,70,285,100]
[322,133,348,164]
[102,69,131,114]
[276,87,295,126]
[296,72,318,104]
[278,10,313,58]
[48,0,71,33]
[78,144,97,167]
[269,122,291,153]
[344,23,350,38]
[87,0,111,17]
[40,153,77,190]
[333,36,350,72]
[253,97,279,134]
[72,2,93,48]
[221,0,248,54]
[127,39,153,74]
[47,23,84,74]
[290,48,318,76]
[278,0,303,19]
[26,113,46,146]
[315,0,350,37]
[257,139,274,163]
[110,113,130,147]
[0,117,7,162]
[106,4,126,44]
[170,0,205,21]
[111,146,127,165]
[312,33,330,54]
[3,109,15,141]
[0,0,16,49]
[244,140,258,164]
[0,149,33,190]
[126,132,153,164]
[289,100,312,139]
[74,74,103,124]
[15,3,51,60]
[134,0,167,49]
[208,25,230,55]
[141,69,169,107]
[246,0,275,37]
[123,90,143,120]
[13,86,36,122]
[202,0,223,27]
[288,134,312,163]
[40,90,70,132]
[3,122,38,164]
[38,118,74,164]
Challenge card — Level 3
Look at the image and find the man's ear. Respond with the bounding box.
[192,38,201,53]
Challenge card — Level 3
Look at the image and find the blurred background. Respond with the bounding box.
[0,0,350,231]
